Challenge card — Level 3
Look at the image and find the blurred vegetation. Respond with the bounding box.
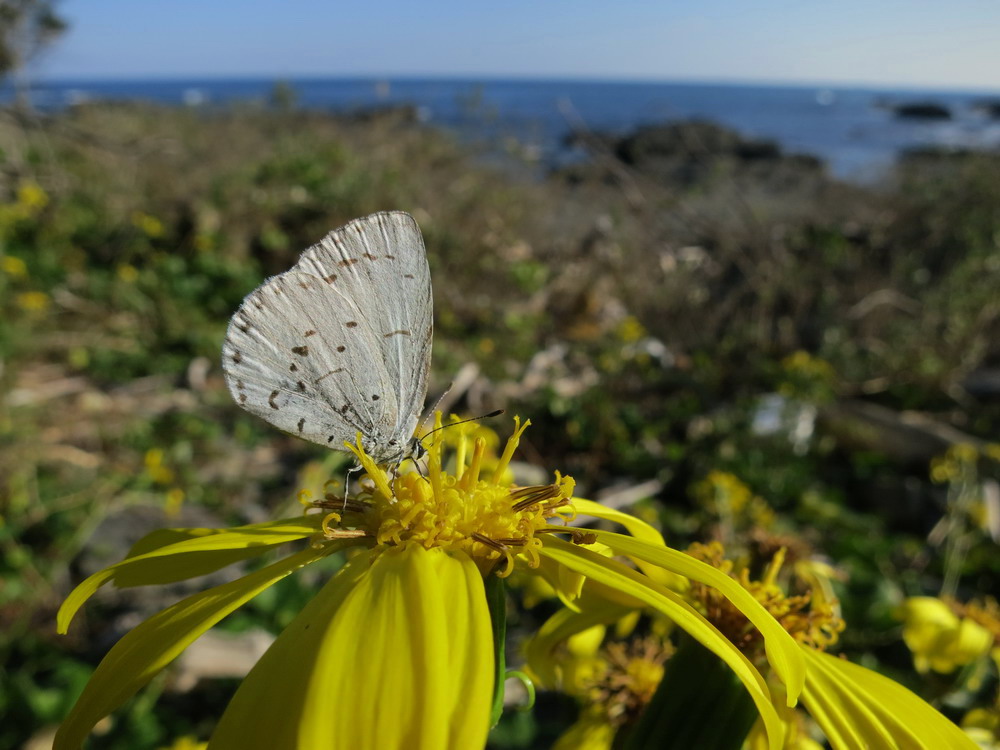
[1,98,999,748]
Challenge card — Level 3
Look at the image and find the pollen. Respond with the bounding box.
[311,415,576,576]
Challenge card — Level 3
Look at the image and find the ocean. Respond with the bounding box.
[12,77,1000,180]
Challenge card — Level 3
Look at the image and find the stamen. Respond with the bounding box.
[471,533,516,577]
[510,483,562,511]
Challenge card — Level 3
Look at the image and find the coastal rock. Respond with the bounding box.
[891,102,951,120]
[558,118,824,191]
[972,99,1000,119]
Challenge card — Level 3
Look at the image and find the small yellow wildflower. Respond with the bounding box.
[17,181,49,211]
[2,255,27,278]
[132,211,165,238]
[686,542,845,654]
[164,488,185,518]
[617,315,646,344]
[16,291,50,312]
[144,448,175,485]
[900,596,995,674]
[555,634,673,750]
[117,264,139,283]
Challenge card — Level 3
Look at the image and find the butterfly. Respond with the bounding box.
[222,211,433,466]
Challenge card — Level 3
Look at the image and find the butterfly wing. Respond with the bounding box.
[222,212,433,462]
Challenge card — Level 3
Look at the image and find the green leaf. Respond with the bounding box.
[624,635,759,750]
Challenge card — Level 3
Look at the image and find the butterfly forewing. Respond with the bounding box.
[222,212,433,463]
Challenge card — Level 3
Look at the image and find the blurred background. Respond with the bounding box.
[2,2,1000,748]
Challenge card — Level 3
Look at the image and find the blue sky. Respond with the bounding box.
[38,1,1000,90]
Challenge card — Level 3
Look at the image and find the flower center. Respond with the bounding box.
[685,541,845,654]
[309,416,576,576]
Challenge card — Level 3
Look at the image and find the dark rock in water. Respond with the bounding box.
[892,102,951,120]
[557,118,824,191]
[972,99,1000,119]
[613,119,784,165]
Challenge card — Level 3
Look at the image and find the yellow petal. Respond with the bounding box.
[539,537,787,750]
[54,545,332,750]
[58,515,323,632]
[572,498,686,589]
[552,712,616,750]
[800,647,978,750]
[525,604,628,688]
[582,528,805,704]
[210,545,494,750]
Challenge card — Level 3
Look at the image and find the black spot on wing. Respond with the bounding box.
[292,345,309,356]
[297,418,305,433]
[345,321,358,328]
[304,330,317,337]
[269,390,280,410]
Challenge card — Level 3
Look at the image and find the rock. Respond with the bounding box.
[972,99,1000,119]
[891,102,952,120]
[557,119,824,190]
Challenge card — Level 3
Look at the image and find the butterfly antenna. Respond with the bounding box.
[419,409,505,443]
[418,382,454,435]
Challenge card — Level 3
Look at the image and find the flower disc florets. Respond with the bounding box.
[311,416,576,576]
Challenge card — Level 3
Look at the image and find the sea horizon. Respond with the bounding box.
[8,75,1000,180]
[22,73,1000,97]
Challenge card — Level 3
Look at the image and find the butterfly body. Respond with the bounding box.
[222,211,433,465]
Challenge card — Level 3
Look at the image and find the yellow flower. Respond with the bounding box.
[159,737,207,750]
[899,596,994,673]
[17,181,49,211]
[2,255,27,278]
[164,488,185,518]
[117,264,139,283]
[56,416,807,750]
[529,543,976,749]
[132,211,165,238]
[543,628,672,750]
[962,705,1000,748]
[16,291,50,312]
[616,315,646,343]
[144,448,175,485]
